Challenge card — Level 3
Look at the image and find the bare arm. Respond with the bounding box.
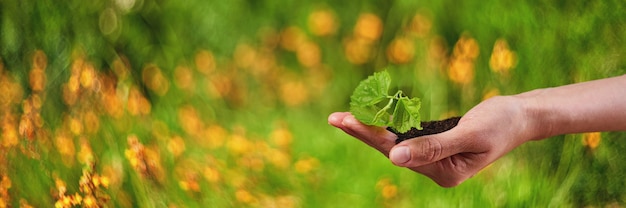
[522,74,626,140]
[329,74,626,187]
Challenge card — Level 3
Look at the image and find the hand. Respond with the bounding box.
[328,96,535,187]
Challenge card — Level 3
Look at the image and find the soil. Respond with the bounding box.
[387,116,461,144]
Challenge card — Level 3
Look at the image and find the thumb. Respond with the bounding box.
[389,131,466,167]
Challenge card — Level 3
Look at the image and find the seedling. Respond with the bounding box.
[349,70,422,133]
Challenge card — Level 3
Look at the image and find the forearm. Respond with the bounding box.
[516,75,626,140]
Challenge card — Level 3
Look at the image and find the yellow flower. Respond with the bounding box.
[142,64,170,96]
[489,38,517,74]
[296,41,321,68]
[381,184,398,199]
[1,115,19,148]
[308,8,338,37]
[375,177,398,199]
[448,34,479,85]
[280,26,307,52]
[0,176,11,190]
[0,73,24,109]
[83,111,100,134]
[453,34,480,60]
[408,12,432,38]
[167,136,186,158]
[54,134,75,158]
[582,132,601,150]
[68,116,83,136]
[227,134,253,155]
[294,156,319,174]
[79,62,96,89]
[178,105,204,136]
[194,50,216,75]
[99,176,110,188]
[354,13,383,41]
[82,195,96,208]
[482,88,500,101]
[28,68,46,92]
[447,57,475,85]
[386,36,415,64]
[344,36,373,65]
[32,49,48,70]
[112,56,130,80]
[270,125,293,150]
[235,189,258,205]
[234,43,257,70]
[77,138,94,165]
[126,87,151,116]
[174,65,194,91]
[203,167,221,183]
[203,125,227,149]
[279,79,309,107]
[265,149,290,170]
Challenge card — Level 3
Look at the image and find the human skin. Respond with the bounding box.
[328,74,626,187]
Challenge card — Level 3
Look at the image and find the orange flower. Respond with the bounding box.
[54,133,75,158]
[235,189,258,205]
[202,124,227,149]
[386,36,415,64]
[279,79,309,107]
[32,49,48,70]
[375,177,398,200]
[167,135,186,158]
[195,50,216,75]
[344,36,373,64]
[294,156,319,174]
[173,65,194,91]
[489,38,517,74]
[408,12,432,38]
[308,8,338,37]
[178,105,204,136]
[296,41,321,68]
[448,34,479,85]
[482,88,500,101]
[79,62,96,89]
[203,166,221,183]
[270,125,293,150]
[354,13,383,41]
[126,87,151,116]
[447,57,475,85]
[142,64,170,96]
[29,68,46,92]
[582,132,601,150]
[234,42,257,70]
[280,26,307,52]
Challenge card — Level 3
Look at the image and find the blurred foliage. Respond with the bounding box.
[0,0,625,207]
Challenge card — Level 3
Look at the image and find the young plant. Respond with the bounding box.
[349,70,422,133]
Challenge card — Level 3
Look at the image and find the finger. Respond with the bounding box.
[389,127,476,167]
[328,112,397,155]
[328,112,351,128]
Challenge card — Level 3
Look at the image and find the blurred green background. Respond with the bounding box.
[1,0,625,207]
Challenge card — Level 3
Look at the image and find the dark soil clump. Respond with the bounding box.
[387,116,461,144]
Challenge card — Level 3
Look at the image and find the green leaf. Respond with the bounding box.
[349,69,421,131]
[349,70,391,107]
[350,70,392,125]
[391,95,422,133]
[350,104,391,126]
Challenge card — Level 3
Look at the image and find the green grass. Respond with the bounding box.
[0,0,625,207]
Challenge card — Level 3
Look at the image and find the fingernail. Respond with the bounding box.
[341,115,356,127]
[390,146,411,165]
[327,114,340,126]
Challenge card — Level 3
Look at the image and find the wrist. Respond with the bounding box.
[513,89,555,141]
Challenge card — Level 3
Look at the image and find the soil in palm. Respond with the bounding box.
[388,116,461,144]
